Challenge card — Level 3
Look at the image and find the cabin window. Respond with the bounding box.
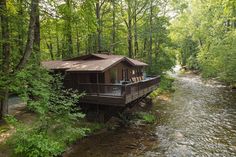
[89,73,105,83]
[132,70,135,75]
[90,73,97,83]
[98,73,105,83]
[137,68,143,76]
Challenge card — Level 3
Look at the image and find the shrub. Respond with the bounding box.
[137,112,156,124]
[150,75,175,98]
[11,130,63,157]
[6,66,88,157]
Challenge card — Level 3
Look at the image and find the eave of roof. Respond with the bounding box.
[42,53,148,72]
[66,57,124,72]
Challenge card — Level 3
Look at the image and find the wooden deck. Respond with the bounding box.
[74,76,160,106]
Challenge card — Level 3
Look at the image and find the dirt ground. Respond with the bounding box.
[0,96,36,145]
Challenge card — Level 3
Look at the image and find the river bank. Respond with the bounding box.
[179,67,236,90]
[1,71,235,157]
[63,71,236,157]
[0,90,170,157]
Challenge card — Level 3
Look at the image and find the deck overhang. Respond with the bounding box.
[74,76,160,106]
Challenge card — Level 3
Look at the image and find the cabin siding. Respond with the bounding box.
[104,61,130,83]
[44,54,157,107]
[77,73,90,83]
[103,61,144,84]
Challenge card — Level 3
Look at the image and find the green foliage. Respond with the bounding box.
[149,46,176,75]
[5,115,63,157]
[159,75,175,92]
[143,15,176,75]
[150,75,175,98]
[39,0,176,74]
[82,122,106,133]
[170,0,236,85]
[11,66,52,113]
[118,112,131,126]
[10,129,63,157]
[136,112,156,124]
[0,125,9,134]
[198,31,236,84]
[187,55,199,70]
[5,66,88,157]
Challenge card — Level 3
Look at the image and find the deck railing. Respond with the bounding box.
[77,83,124,96]
[75,76,160,97]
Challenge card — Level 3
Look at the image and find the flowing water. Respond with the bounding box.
[64,71,236,157]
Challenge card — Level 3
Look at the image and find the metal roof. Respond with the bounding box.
[42,53,148,72]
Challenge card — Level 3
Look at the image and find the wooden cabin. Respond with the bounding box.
[42,53,160,106]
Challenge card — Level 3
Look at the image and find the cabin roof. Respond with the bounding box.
[42,53,148,72]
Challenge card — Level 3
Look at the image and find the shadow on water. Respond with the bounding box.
[64,70,236,157]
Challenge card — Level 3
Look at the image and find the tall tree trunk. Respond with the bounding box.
[86,34,93,54]
[143,37,147,58]
[143,38,147,50]
[96,0,102,52]
[64,0,73,58]
[86,35,89,54]
[0,0,10,118]
[76,26,80,55]
[93,33,97,52]
[62,42,66,58]
[46,31,54,60]
[67,25,73,57]
[148,0,153,71]
[17,0,24,55]
[16,0,39,71]
[56,34,60,59]
[56,20,60,59]
[154,34,159,61]
[111,0,116,53]
[127,0,133,58]
[134,0,138,58]
[33,0,40,64]
[46,41,53,60]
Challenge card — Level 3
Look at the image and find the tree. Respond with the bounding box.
[0,0,40,118]
[170,0,236,85]
[148,0,153,70]
[119,0,148,58]
[62,0,73,58]
[0,0,10,117]
[34,0,40,64]
[16,0,39,71]
[111,0,116,52]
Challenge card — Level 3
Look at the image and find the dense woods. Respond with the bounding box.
[0,0,236,156]
[0,0,176,119]
[0,1,175,156]
[171,0,236,85]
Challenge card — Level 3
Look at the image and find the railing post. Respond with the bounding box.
[138,82,140,97]
[121,85,126,104]
[122,85,126,99]
[96,73,100,96]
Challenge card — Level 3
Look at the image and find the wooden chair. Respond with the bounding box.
[141,76,144,80]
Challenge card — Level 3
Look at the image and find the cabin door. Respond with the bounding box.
[110,69,118,83]
[122,69,128,81]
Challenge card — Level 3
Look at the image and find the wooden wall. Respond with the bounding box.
[63,61,145,86]
[104,61,144,84]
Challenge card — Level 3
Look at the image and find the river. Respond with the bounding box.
[64,71,236,157]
